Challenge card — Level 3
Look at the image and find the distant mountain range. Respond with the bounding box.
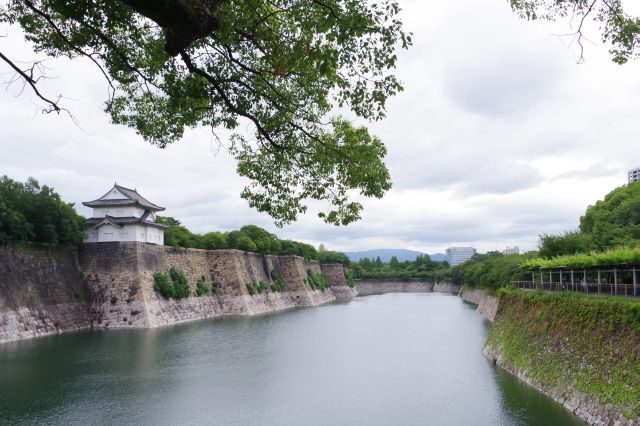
[343,249,447,263]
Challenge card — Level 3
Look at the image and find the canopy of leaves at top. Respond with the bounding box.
[2,0,412,226]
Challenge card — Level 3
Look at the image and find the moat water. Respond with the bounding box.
[0,294,584,425]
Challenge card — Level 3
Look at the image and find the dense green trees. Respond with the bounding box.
[538,231,594,259]
[157,216,348,262]
[0,176,86,245]
[351,251,536,290]
[450,252,535,290]
[580,182,640,250]
[351,254,450,282]
[538,182,640,258]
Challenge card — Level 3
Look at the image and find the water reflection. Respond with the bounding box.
[0,294,584,425]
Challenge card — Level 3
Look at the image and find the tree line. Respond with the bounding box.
[157,217,349,263]
[0,176,86,245]
[349,252,533,290]
[350,254,450,282]
[538,181,640,258]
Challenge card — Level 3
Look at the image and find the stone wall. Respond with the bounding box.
[79,243,340,329]
[433,283,461,294]
[321,263,357,302]
[355,280,434,296]
[459,287,497,322]
[0,244,90,343]
[0,243,347,342]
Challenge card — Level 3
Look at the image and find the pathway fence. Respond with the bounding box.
[514,268,639,297]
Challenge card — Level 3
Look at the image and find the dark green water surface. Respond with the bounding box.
[0,294,584,425]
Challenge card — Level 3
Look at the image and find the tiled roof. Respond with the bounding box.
[82,184,165,211]
[114,184,164,210]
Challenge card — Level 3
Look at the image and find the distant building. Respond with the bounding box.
[446,247,476,266]
[83,184,168,244]
[629,167,640,183]
[503,246,520,255]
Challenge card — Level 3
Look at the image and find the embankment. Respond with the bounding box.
[459,287,498,322]
[0,243,356,343]
[355,280,460,296]
[484,290,640,425]
[0,244,91,342]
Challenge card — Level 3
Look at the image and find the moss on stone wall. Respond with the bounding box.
[486,290,640,421]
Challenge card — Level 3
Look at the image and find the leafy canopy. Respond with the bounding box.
[0,175,86,245]
[538,181,640,257]
[2,0,411,226]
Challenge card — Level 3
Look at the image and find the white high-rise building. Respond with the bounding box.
[446,247,476,266]
[503,246,520,255]
[629,167,640,183]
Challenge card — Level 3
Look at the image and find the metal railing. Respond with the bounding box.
[513,280,638,297]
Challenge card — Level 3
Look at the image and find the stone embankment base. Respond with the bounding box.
[355,281,434,296]
[459,287,498,322]
[354,281,461,296]
[483,342,636,425]
[482,291,639,425]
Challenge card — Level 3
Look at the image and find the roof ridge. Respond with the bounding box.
[114,184,138,193]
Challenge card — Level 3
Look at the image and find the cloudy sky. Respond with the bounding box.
[2,0,640,254]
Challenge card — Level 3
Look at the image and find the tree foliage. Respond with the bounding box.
[0,175,86,245]
[524,246,640,269]
[511,0,640,64]
[538,231,594,259]
[157,216,342,260]
[351,253,450,282]
[450,251,535,290]
[2,0,411,226]
[538,182,640,257]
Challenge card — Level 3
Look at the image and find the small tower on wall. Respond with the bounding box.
[82,184,169,244]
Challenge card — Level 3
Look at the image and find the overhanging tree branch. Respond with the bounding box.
[0,50,62,113]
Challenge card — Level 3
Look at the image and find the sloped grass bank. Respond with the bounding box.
[485,290,640,424]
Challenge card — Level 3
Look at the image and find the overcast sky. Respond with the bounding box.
[2,0,640,255]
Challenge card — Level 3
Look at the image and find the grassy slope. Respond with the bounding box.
[486,290,640,420]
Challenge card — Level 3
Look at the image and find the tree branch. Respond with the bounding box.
[0,50,62,113]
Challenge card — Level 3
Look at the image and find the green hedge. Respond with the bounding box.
[523,246,640,270]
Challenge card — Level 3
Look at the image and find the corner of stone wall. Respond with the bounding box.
[320,263,348,287]
[80,242,150,329]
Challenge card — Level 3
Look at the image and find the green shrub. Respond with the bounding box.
[246,282,256,296]
[153,271,175,299]
[211,281,220,294]
[271,280,284,292]
[153,268,192,299]
[110,295,118,305]
[307,269,329,292]
[258,281,269,294]
[170,267,191,299]
[344,269,355,287]
[196,275,209,296]
[270,269,282,281]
